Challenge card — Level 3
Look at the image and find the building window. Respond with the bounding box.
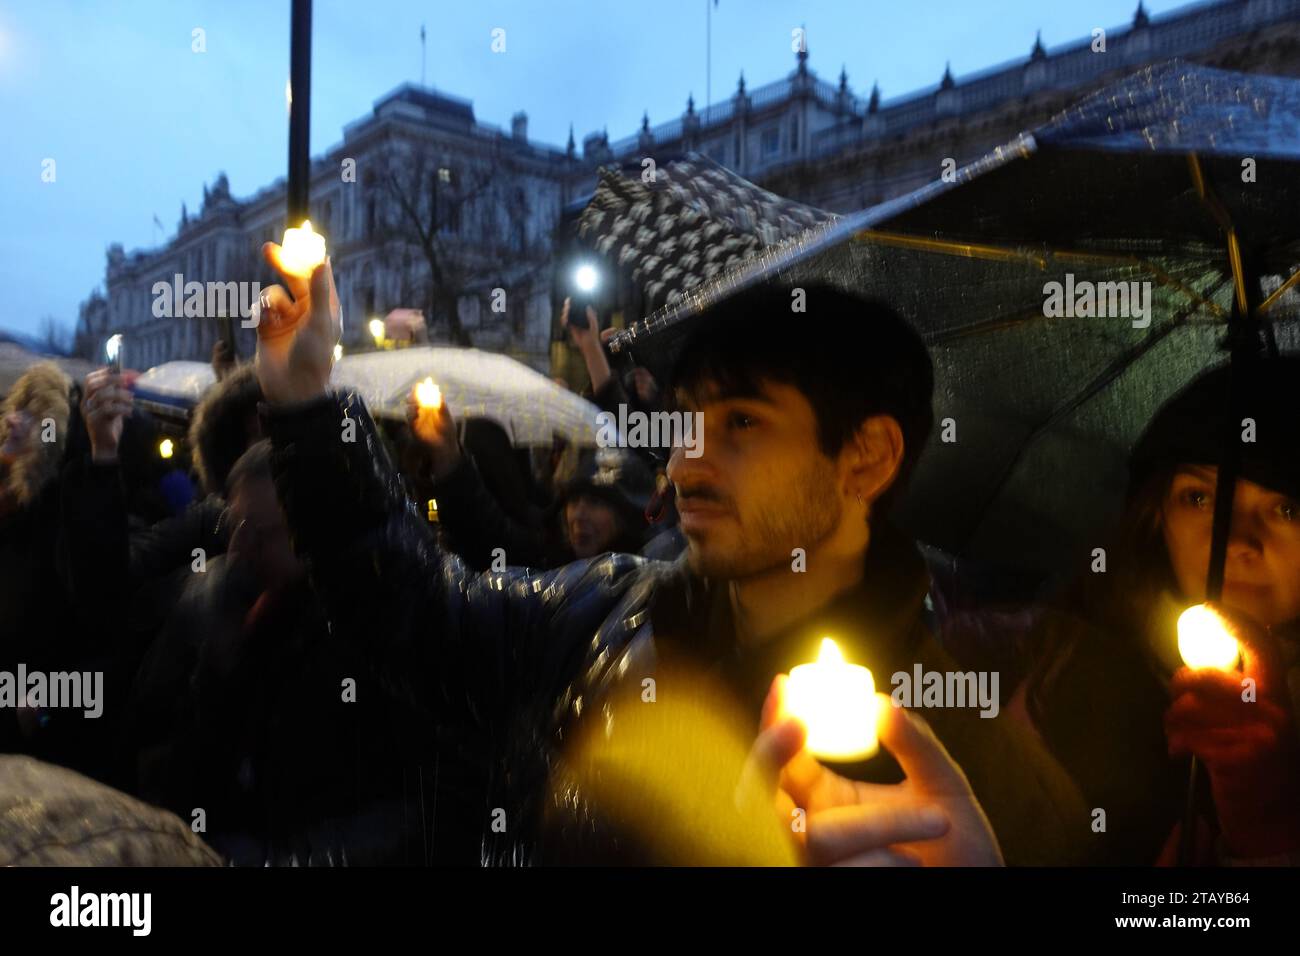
[761,127,780,158]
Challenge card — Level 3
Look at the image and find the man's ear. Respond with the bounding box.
[845,415,905,507]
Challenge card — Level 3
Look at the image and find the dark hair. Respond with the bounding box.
[190,364,263,496]
[668,282,934,513]
[225,438,273,498]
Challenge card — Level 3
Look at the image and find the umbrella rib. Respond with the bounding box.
[1258,266,1300,315]
[955,277,1231,554]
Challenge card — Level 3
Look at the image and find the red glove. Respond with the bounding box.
[1164,605,1300,859]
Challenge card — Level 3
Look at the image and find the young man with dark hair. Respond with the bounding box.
[251,252,1089,866]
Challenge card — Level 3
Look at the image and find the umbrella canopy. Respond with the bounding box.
[602,61,1300,582]
[132,361,217,422]
[332,346,605,447]
[579,154,834,313]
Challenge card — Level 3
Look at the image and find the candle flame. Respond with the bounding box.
[817,637,845,665]
[1177,604,1241,670]
[104,334,122,362]
[279,220,327,277]
[158,438,174,460]
[416,377,442,410]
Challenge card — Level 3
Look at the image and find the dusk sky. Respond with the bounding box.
[0,0,1193,342]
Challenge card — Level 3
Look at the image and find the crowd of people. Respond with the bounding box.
[2,247,1299,866]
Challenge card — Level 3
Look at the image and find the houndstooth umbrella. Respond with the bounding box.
[578,154,835,313]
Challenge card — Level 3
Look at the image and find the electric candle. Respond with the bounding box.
[784,638,880,761]
[279,219,327,278]
[415,377,442,410]
[1177,604,1241,670]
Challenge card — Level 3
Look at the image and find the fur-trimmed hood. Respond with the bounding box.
[1,361,71,507]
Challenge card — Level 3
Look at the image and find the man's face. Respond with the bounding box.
[668,379,843,579]
[565,494,621,559]
[1162,465,1300,627]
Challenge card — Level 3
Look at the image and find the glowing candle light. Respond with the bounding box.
[1177,604,1241,671]
[415,377,442,410]
[368,318,386,347]
[158,438,174,460]
[105,334,123,373]
[784,638,880,761]
[279,219,327,278]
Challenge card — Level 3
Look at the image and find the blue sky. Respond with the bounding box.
[0,0,1194,341]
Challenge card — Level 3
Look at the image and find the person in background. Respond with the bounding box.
[1012,357,1300,865]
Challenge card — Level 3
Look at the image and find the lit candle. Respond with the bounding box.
[1177,604,1241,671]
[158,438,174,460]
[368,318,386,347]
[784,638,880,761]
[415,377,442,410]
[105,334,123,373]
[279,219,327,278]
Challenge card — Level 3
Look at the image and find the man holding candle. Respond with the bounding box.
[250,252,1088,866]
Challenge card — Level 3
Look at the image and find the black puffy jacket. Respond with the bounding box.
[262,391,1091,866]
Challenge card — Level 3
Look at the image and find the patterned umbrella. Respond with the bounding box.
[578,154,835,313]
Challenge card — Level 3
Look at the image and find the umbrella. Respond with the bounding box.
[601,61,1300,589]
[131,361,217,422]
[331,346,605,447]
[579,154,835,313]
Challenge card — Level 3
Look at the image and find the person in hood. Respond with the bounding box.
[252,249,1088,866]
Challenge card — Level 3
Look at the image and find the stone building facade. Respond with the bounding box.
[77,0,1300,372]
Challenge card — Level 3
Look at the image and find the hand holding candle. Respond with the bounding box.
[254,236,340,404]
[1167,605,1300,858]
[746,671,1004,866]
[407,378,460,478]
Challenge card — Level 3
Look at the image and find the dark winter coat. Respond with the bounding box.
[262,390,1092,866]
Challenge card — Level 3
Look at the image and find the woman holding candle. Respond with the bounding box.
[1014,357,1300,864]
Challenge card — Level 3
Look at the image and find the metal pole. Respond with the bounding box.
[706,0,711,109]
[287,0,313,226]
[1178,244,1262,866]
